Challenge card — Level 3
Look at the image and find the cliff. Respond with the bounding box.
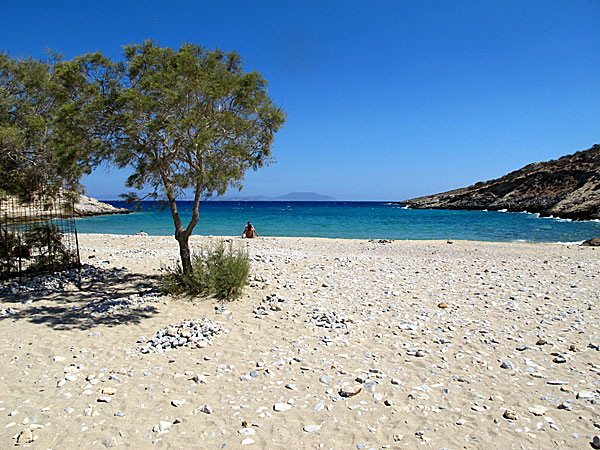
[402,145,600,220]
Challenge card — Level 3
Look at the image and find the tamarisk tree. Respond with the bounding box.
[88,41,285,274]
[0,52,96,200]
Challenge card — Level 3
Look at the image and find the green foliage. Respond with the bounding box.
[1,41,285,275]
[0,52,100,201]
[0,224,76,277]
[161,241,250,300]
[75,41,286,274]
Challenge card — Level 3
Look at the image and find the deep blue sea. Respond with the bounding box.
[74,201,600,243]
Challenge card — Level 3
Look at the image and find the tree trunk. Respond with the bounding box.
[175,231,193,275]
[163,178,203,276]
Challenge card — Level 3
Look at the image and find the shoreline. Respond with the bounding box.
[76,232,590,247]
[1,234,598,449]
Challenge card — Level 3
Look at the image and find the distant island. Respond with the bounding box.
[213,192,336,202]
[401,144,600,221]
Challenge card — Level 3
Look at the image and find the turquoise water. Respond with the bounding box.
[75,201,600,243]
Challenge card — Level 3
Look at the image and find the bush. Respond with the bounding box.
[161,241,250,300]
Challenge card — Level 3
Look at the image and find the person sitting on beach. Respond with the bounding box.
[242,222,259,238]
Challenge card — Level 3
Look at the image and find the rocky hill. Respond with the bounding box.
[402,145,600,220]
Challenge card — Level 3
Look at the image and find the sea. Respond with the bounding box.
[73,201,600,244]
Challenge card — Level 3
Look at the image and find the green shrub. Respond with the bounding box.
[161,241,250,300]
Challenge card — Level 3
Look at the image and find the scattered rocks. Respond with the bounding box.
[84,293,161,316]
[253,294,287,316]
[310,310,353,329]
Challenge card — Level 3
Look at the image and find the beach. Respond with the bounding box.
[1,234,599,449]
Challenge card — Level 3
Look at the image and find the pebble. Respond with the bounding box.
[303,424,322,432]
[339,386,362,398]
[577,391,595,399]
[153,421,172,433]
[171,399,186,407]
[528,406,547,416]
[16,429,33,445]
[273,403,292,412]
[102,437,118,447]
[500,360,514,370]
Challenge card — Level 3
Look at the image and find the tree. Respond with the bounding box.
[83,41,286,274]
[0,51,102,201]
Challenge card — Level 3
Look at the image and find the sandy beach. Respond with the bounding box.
[1,234,599,449]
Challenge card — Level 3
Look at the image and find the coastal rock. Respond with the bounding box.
[401,145,600,220]
[73,195,132,217]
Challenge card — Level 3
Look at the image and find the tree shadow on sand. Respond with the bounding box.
[0,266,163,331]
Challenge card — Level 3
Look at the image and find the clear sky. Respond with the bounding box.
[2,0,599,201]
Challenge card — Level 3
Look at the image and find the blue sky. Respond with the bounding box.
[2,0,599,200]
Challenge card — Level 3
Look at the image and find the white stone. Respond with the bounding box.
[528,406,547,416]
[273,403,292,412]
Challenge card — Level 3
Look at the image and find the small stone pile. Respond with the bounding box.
[253,294,286,317]
[310,310,353,329]
[138,318,226,353]
[83,293,161,316]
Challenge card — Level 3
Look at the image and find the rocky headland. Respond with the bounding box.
[73,195,131,217]
[0,194,131,221]
[402,144,600,220]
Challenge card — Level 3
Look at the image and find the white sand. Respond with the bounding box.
[0,234,599,449]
